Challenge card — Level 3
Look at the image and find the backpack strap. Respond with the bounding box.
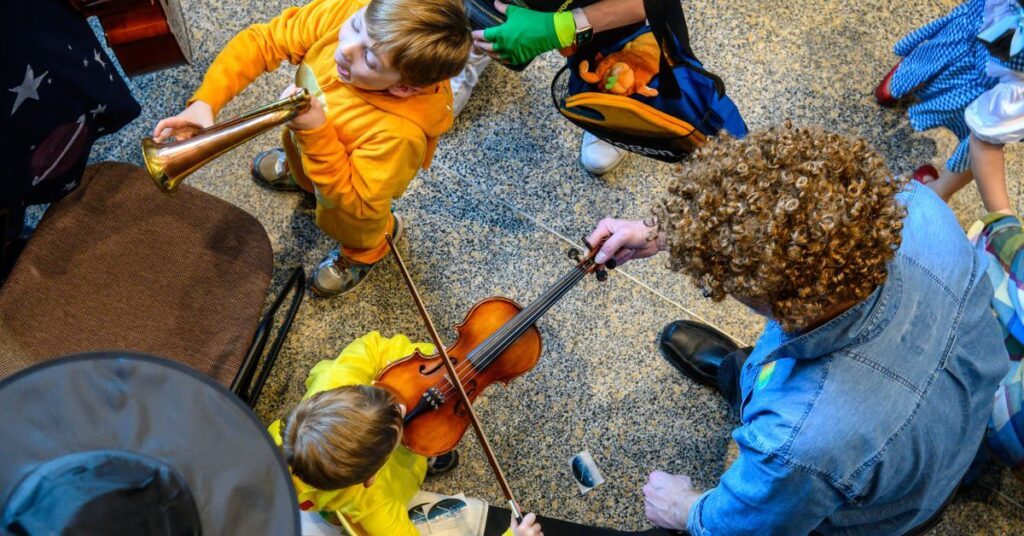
[646,0,695,61]
[642,0,682,99]
[642,0,727,97]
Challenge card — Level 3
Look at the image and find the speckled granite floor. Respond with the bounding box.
[78,0,1024,532]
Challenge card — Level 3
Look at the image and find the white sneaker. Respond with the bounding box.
[580,132,627,175]
[450,49,492,117]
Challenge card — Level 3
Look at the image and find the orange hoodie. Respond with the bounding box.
[190,0,453,262]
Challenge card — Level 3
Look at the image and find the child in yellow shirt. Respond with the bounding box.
[153,0,472,296]
[268,331,542,536]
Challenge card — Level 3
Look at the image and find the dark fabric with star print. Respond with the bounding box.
[0,0,140,272]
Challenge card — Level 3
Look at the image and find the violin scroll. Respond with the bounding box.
[572,237,614,281]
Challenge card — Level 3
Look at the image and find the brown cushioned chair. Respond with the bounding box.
[0,161,303,405]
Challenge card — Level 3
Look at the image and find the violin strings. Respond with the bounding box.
[431,263,586,400]
[433,269,584,401]
[468,265,583,364]
[455,263,582,371]
[431,260,592,401]
[472,265,588,367]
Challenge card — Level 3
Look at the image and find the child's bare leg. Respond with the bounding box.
[919,166,973,202]
[970,134,1014,215]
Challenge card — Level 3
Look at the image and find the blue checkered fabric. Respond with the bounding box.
[891,0,1024,172]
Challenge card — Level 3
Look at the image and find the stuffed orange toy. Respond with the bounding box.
[579,32,661,97]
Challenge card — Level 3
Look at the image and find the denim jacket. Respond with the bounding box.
[687,183,1008,535]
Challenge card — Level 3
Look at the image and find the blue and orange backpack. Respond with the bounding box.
[553,0,748,162]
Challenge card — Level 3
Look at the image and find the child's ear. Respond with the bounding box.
[363,474,377,488]
[387,84,423,98]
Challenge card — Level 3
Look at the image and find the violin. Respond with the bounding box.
[374,243,608,457]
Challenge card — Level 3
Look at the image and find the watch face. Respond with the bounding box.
[578,27,594,45]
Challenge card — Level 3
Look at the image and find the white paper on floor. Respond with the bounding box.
[298,490,489,536]
[408,491,488,536]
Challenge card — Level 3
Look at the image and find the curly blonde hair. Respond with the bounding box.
[655,123,908,332]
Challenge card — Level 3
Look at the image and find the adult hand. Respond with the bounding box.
[511,512,544,536]
[642,471,701,531]
[281,84,325,131]
[152,100,214,142]
[472,1,575,65]
[586,217,665,266]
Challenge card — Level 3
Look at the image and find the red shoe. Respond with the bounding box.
[912,164,939,184]
[874,61,903,107]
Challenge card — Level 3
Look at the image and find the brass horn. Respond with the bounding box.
[142,89,312,194]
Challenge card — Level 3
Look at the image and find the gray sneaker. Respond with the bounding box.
[310,214,404,297]
[251,148,301,192]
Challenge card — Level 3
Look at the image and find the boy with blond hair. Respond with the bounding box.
[154,0,472,296]
[268,331,543,536]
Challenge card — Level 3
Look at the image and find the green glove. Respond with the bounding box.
[483,6,576,65]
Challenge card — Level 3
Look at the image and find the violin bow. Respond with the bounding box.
[384,234,524,523]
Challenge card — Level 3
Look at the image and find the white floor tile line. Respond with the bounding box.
[978,483,1024,512]
[433,160,748,347]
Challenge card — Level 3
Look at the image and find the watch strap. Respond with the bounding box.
[570,8,593,45]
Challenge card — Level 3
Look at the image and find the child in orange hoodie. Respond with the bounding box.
[153,0,472,296]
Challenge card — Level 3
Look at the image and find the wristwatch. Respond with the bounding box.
[570,8,594,46]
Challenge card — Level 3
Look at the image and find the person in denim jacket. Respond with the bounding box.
[586,123,1008,534]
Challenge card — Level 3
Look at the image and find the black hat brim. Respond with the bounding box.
[0,352,299,535]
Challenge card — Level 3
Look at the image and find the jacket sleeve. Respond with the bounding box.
[291,119,427,224]
[346,498,421,536]
[687,439,845,535]
[304,332,433,395]
[189,0,346,115]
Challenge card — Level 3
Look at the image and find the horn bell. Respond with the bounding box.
[141,89,312,194]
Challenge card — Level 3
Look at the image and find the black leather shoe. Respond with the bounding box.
[658,320,739,390]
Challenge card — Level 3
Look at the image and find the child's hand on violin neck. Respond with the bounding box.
[511,512,543,536]
[152,100,214,142]
[587,217,666,266]
[281,84,326,131]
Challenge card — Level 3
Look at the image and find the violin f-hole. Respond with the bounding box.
[419,356,458,376]
[452,380,478,417]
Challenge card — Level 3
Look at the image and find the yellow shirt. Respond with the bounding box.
[189,0,454,251]
[269,331,434,536]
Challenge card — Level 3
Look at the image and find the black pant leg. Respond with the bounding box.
[716,347,753,413]
[484,506,673,536]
